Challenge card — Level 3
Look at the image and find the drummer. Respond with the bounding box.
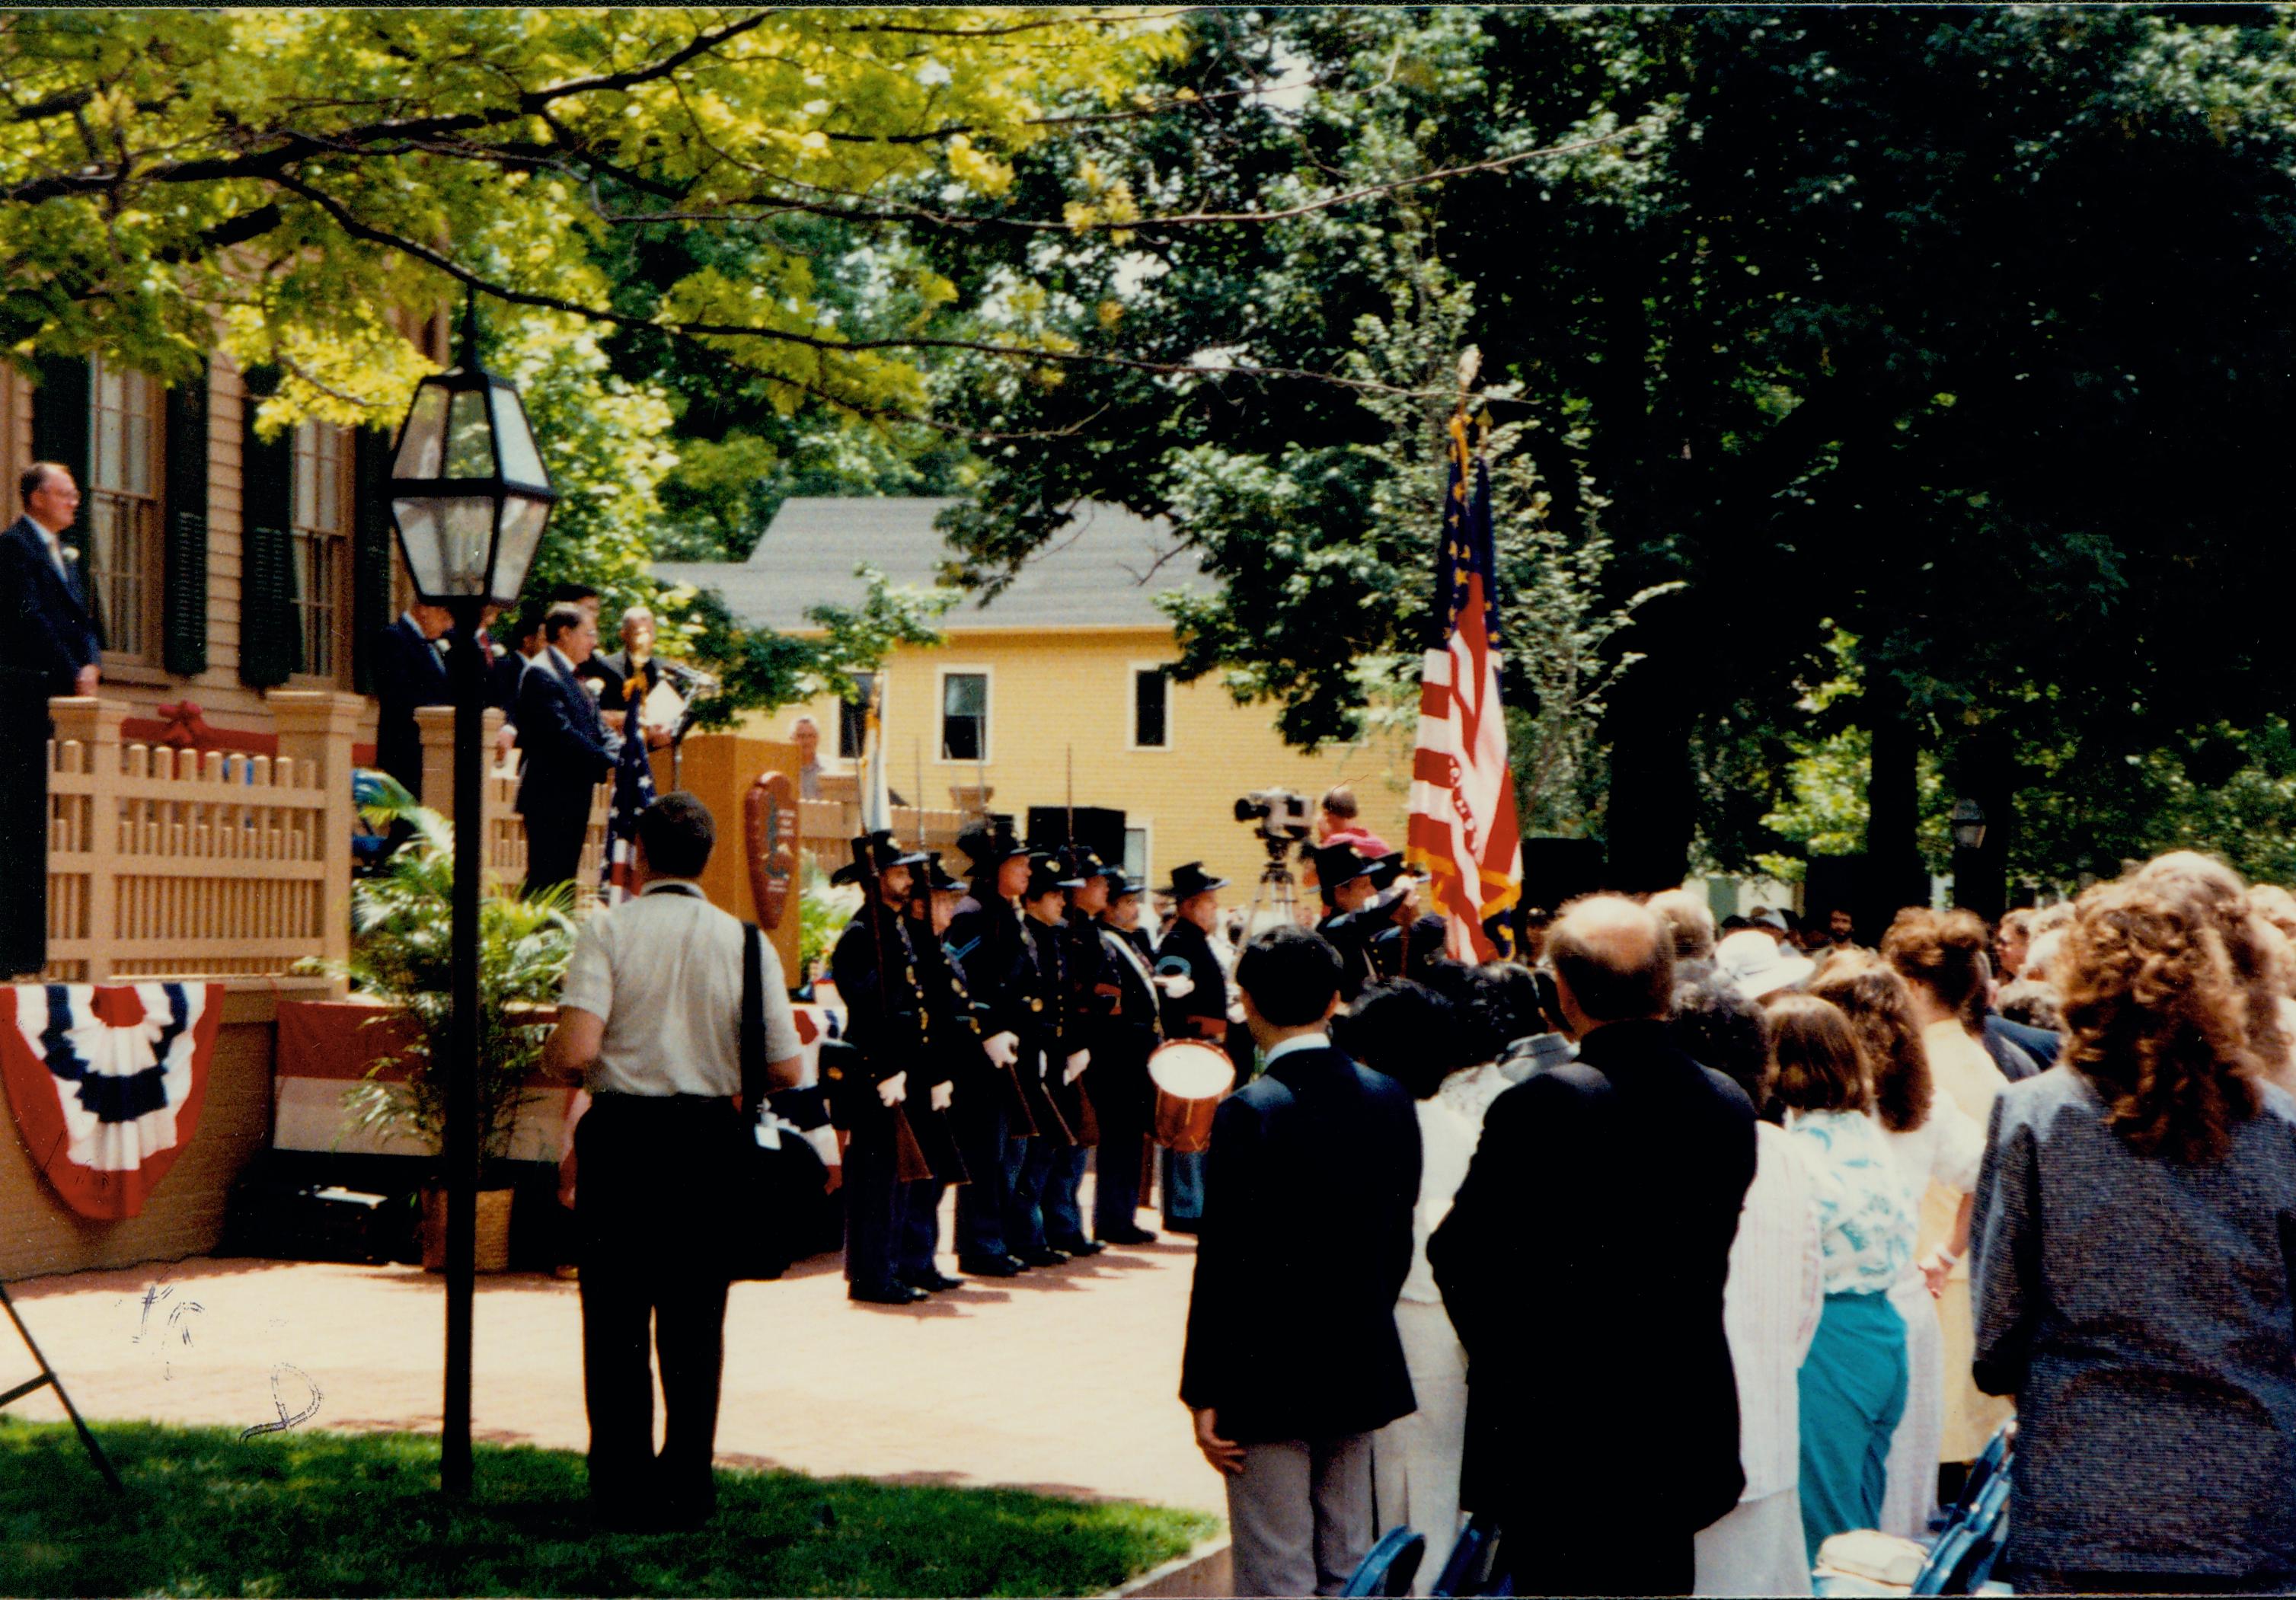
[1153,861,1237,1235]
[1092,867,1162,1246]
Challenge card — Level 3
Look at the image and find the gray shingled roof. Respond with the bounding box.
[650,497,1211,633]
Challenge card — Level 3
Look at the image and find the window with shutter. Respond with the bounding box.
[238,386,302,689]
[161,364,209,677]
[350,430,395,696]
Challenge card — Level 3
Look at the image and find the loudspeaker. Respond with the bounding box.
[1026,805,1126,866]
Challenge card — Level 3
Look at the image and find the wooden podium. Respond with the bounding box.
[665,734,803,982]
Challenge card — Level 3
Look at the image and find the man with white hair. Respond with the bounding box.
[1430,894,1758,1595]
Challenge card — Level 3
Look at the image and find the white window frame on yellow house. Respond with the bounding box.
[1128,659,1174,752]
[935,664,992,765]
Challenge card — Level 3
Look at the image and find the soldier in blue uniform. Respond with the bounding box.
[1092,870,1163,1246]
[1011,852,1088,1264]
[1311,843,1384,1001]
[893,852,975,1292]
[1152,861,1239,1234]
[1042,845,1116,1257]
[825,832,933,1305]
[944,816,1040,1278]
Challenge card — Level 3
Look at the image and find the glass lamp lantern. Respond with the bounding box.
[1950,797,1988,852]
[387,296,556,606]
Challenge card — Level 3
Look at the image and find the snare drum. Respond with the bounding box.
[1148,1040,1234,1154]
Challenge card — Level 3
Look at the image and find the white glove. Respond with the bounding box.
[930,1080,953,1112]
[1226,998,1247,1025]
[1152,972,1195,999]
[983,1030,1020,1068]
[877,1071,908,1108]
[1064,1049,1091,1084]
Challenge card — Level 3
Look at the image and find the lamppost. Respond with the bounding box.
[1950,797,1990,918]
[384,291,555,1499]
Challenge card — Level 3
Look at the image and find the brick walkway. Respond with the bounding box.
[3,1200,1229,1519]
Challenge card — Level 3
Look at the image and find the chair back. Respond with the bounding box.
[1430,1514,1503,1597]
[1342,1528,1426,1598]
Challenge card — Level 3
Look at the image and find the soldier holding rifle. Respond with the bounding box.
[944,816,1042,1279]
[1092,869,1164,1246]
[892,852,976,1293]
[1043,845,1118,1257]
[1012,853,1090,1265]
[825,832,937,1306]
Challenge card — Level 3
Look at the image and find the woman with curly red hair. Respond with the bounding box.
[1971,874,2296,1592]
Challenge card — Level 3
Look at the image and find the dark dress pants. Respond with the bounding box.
[951,1091,1011,1260]
[896,1178,947,1282]
[1001,1134,1058,1255]
[522,795,591,899]
[842,1118,902,1290]
[576,1093,742,1522]
[1091,1067,1150,1238]
[1496,1506,1692,1596]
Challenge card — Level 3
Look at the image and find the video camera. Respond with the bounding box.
[1233,787,1314,846]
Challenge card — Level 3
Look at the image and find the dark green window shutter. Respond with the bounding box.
[161,362,209,677]
[238,391,301,688]
[350,428,395,695]
[30,356,91,567]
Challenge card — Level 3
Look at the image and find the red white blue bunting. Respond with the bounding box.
[0,982,222,1220]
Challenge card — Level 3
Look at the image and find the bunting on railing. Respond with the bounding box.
[0,982,222,1219]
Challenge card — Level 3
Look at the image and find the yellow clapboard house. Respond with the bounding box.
[653,497,1412,897]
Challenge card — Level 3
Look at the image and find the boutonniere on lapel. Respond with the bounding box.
[61,546,78,565]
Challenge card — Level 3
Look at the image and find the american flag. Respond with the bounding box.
[1406,414,1524,962]
[599,721,657,905]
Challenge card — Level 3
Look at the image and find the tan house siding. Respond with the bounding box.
[759,626,1413,896]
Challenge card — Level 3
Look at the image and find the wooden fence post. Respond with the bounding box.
[48,697,124,982]
[270,689,364,988]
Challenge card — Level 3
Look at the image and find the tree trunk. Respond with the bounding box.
[1604,666,1696,893]
[1862,679,1925,938]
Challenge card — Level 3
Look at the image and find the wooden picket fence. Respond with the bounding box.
[43,692,360,983]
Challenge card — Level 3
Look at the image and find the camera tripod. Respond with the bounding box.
[1242,833,1307,934]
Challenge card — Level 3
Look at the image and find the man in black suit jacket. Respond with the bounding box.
[516,604,618,897]
[0,462,101,703]
[1180,925,1419,1598]
[371,602,452,800]
[1429,894,1757,1595]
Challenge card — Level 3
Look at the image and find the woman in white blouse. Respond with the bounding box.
[1336,978,1480,1593]
[1809,955,1986,1538]
[1767,993,1919,1564]
[1881,909,2015,1467]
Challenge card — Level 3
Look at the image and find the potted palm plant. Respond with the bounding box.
[319,781,576,1272]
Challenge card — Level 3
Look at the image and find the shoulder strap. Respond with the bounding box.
[741,921,766,1115]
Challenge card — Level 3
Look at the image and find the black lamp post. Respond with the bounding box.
[384,291,555,1499]
[1949,797,1991,921]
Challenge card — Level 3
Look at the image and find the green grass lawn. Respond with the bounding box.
[0,1418,1217,1597]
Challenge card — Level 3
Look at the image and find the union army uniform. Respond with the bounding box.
[893,856,975,1292]
[1011,854,1089,1263]
[1153,861,1239,1234]
[943,817,1039,1276]
[1311,843,1384,1001]
[1093,873,1163,1244]
[1042,848,1116,1257]
[825,834,934,1305]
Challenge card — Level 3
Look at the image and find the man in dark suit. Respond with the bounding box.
[371,601,452,800]
[1429,893,1758,1595]
[1180,925,1419,1598]
[1,462,101,703]
[516,603,618,897]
